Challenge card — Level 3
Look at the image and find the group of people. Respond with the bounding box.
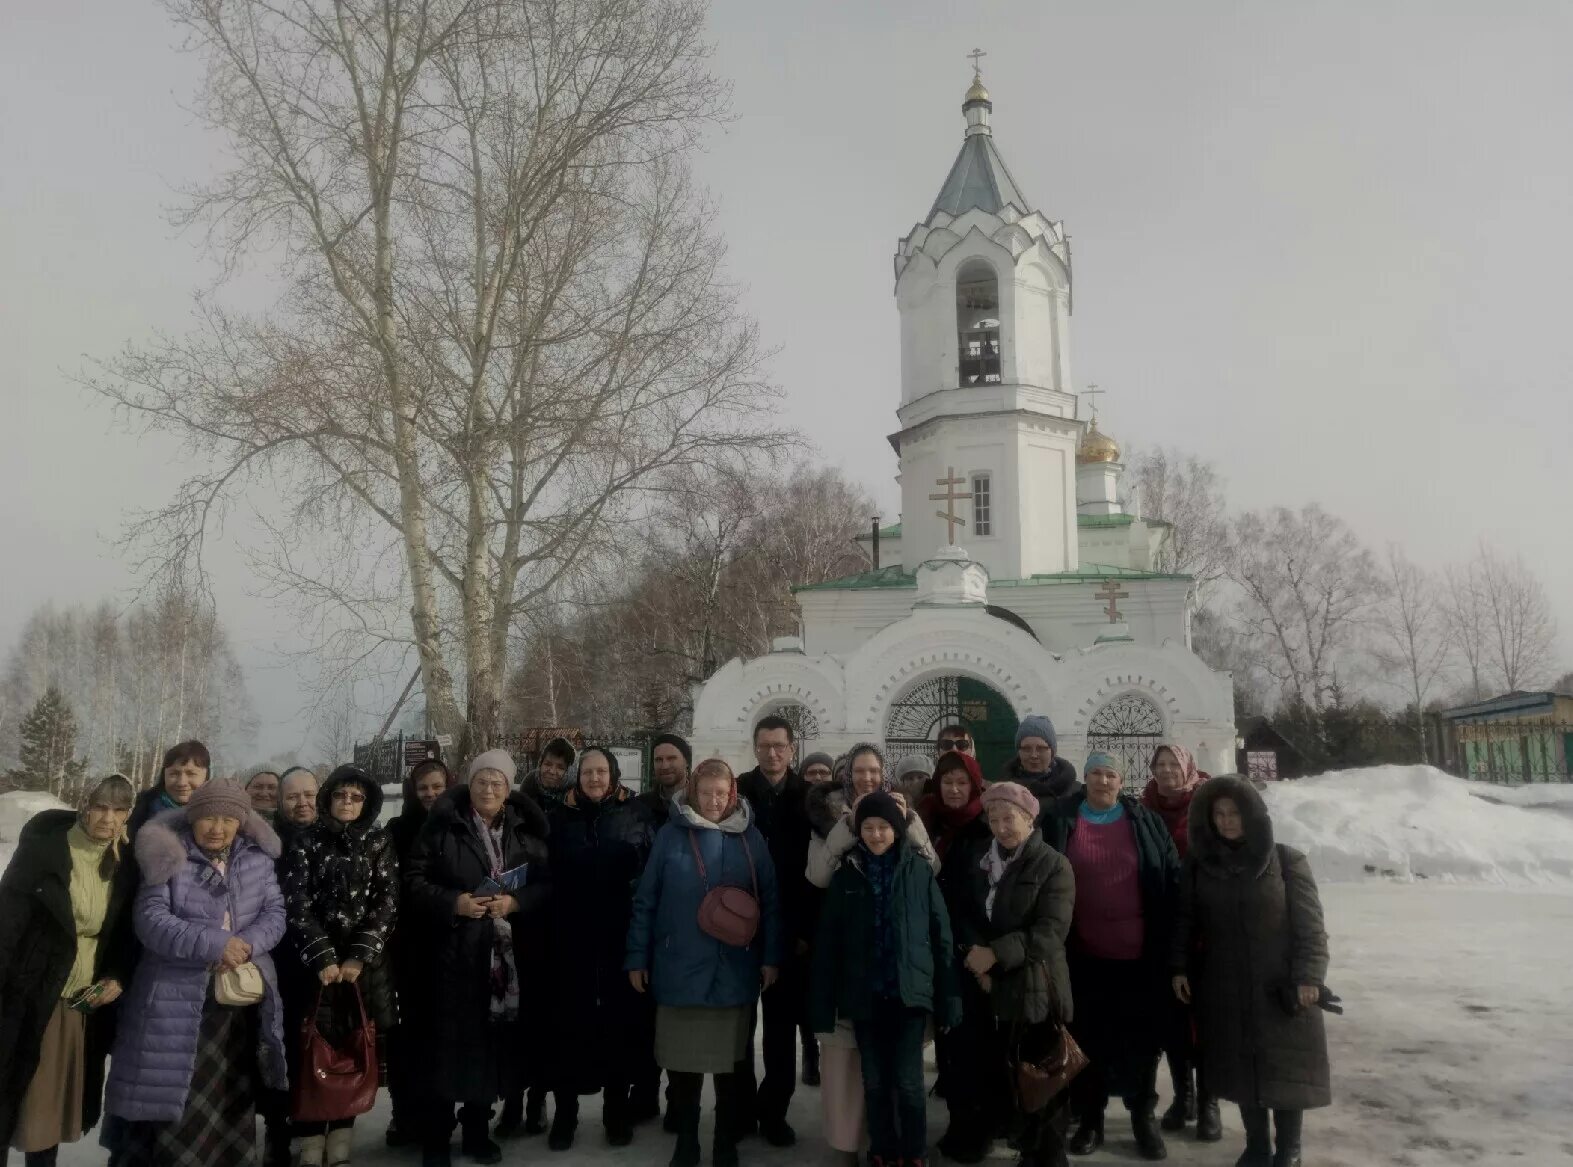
[0,714,1331,1167]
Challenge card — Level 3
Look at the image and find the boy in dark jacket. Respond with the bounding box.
[811,791,961,1167]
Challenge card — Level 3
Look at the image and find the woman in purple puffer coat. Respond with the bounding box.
[104,780,289,1167]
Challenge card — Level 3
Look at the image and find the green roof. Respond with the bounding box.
[854,522,903,541]
[794,561,1190,594]
[1077,513,1171,529]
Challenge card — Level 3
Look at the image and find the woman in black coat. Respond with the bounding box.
[542,747,656,1150]
[279,765,401,1167]
[383,760,454,1148]
[404,751,550,1167]
[0,776,135,1166]
[1172,776,1330,1167]
[949,781,1076,1167]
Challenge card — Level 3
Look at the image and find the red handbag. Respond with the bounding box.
[291,984,379,1123]
[689,831,760,948]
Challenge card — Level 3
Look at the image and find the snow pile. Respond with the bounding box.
[0,790,71,871]
[1466,781,1573,810]
[1262,766,1573,886]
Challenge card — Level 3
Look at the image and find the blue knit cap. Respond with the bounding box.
[1014,715,1058,751]
[1083,750,1123,778]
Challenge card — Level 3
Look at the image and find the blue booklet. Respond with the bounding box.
[478,863,529,895]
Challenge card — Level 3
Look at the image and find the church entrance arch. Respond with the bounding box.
[761,701,820,754]
[1087,692,1166,793]
[883,675,1017,781]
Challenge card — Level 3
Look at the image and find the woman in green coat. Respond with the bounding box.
[811,791,960,1167]
[1172,776,1330,1167]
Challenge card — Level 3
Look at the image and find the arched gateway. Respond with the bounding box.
[883,675,1017,782]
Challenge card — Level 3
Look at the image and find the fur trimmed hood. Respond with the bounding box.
[134,806,282,886]
[805,781,848,839]
[1187,774,1275,876]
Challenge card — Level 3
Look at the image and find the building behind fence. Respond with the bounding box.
[1434,691,1573,785]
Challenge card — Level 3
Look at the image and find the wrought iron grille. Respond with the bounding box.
[1087,692,1165,793]
[884,675,1016,781]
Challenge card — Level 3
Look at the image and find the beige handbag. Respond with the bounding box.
[214,961,265,1006]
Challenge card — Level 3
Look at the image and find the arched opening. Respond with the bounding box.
[1087,692,1166,793]
[758,701,820,755]
[883,674,1017,780]
[956,259,1001,386]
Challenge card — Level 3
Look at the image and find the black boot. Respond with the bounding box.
[1195,1093,1223,1142]
[263,1122,293,1167]
[629,1078,662,1125]
[1235,1106,1272,1167]
[421,1138,453,1167]
[524,1086,547,1135]
[1068,1111,1103,1156]
[668,1099,701,1167]
[936,1109,991,1164]
[801,1035,820,1087]
[1160,1065,1195,1132]
[1131,1110,1169,1161]
[493,1094,523,1138]
[713,1072,742,1167]
[1272,1109,1303,1167]
[23,1150,59,1167]
[604,1086,634,1147]
[547,1094,578,1151]
[460,1115,502,1165]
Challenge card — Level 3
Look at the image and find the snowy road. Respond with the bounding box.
[49,882,1573,1167]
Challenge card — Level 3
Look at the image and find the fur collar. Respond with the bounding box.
[135,807,282,886]
[805,782,847,839]
[1187,775,1275,876]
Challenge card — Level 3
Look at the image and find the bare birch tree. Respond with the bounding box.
[1127,446,1230,591]
[1474,545,1557,692]
[1225,504,1380,723]
[1370,545,1450,760]
[89,0,787,755]
[1440,561,1489,701]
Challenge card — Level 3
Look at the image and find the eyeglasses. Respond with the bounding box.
[937,738,973,752]
[330,790,367,804]
[756,743,792,754]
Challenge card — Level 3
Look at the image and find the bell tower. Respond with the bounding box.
[891,68,1082,579]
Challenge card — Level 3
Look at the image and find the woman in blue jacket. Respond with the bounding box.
[627,758,782,1167]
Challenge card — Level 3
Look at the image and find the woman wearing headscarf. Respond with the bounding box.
[383,760,453,1149]
[917,750,996,1163]
[952,781,1076,1167]
[104,780,289,1167]
[1046,753,1180,1161]
[404,751,550,1167]
[626,759,782,1167]
[1172,777,1330,1167]
[0,775,135,1167]
[1139,745,1219,1142]
[541,747,656,1150]
[804,744,939,1165]
[279,766,400,1167]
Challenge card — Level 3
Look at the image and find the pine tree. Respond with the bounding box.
[7,686,86,796]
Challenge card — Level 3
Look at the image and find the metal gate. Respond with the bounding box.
[883,675,1016,782]
[1086,693,1164,794]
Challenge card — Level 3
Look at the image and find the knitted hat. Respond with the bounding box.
[981,781,1040,822]
[185,779,252,824]
[894,755,933,782]
[800,751,836,778]
[466,749,518,786]
[1014,715,1058,751]
[652,733,693,767]
[1084,750,1123,778]
[854,790,908,841]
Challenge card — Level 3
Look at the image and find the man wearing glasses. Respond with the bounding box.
[935,724,975,756]
[734,715,812,1147]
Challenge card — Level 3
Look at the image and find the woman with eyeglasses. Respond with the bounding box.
[279,765,400,1167]
[1002,717,1082,817]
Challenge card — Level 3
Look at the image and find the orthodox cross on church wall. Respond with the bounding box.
[930,467,974,544]
[1095,578,1129,623]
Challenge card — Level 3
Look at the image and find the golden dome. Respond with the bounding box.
[1077,419,1120,464]
[964,77,991,104]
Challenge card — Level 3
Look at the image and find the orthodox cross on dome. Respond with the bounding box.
[967,47,987,79]
[929,467,974,544]
[1095,578,1129,623]
[1081,383,1105,422]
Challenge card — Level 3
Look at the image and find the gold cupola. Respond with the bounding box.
[1077,418,1121,464]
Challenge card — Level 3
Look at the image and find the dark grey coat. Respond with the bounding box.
[1173,776,1331,1111]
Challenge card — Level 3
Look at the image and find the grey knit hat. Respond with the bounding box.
[185,779,252,824]
[465,749,518,786]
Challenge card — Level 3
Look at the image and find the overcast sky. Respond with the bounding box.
[3,0,1570,761]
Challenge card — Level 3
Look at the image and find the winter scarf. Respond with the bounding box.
[1138,745,1206,859]
[981,837,1026,918]
[917,751,986,861]
[470,810,520,1020]
[862,843,900,998]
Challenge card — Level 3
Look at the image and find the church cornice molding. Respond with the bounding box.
[890,406,1082,449]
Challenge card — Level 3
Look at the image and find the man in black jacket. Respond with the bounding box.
[638,733,692,830]
[733,715,812,1147]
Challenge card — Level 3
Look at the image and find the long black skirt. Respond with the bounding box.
[122,992,260,1167]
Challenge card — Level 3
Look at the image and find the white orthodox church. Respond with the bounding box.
[689,73,1236,782]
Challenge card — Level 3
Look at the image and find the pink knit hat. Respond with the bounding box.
[981,781,1040,822]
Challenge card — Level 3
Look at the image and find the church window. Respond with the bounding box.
[972,474,992,536]
[956,260,1001,386]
